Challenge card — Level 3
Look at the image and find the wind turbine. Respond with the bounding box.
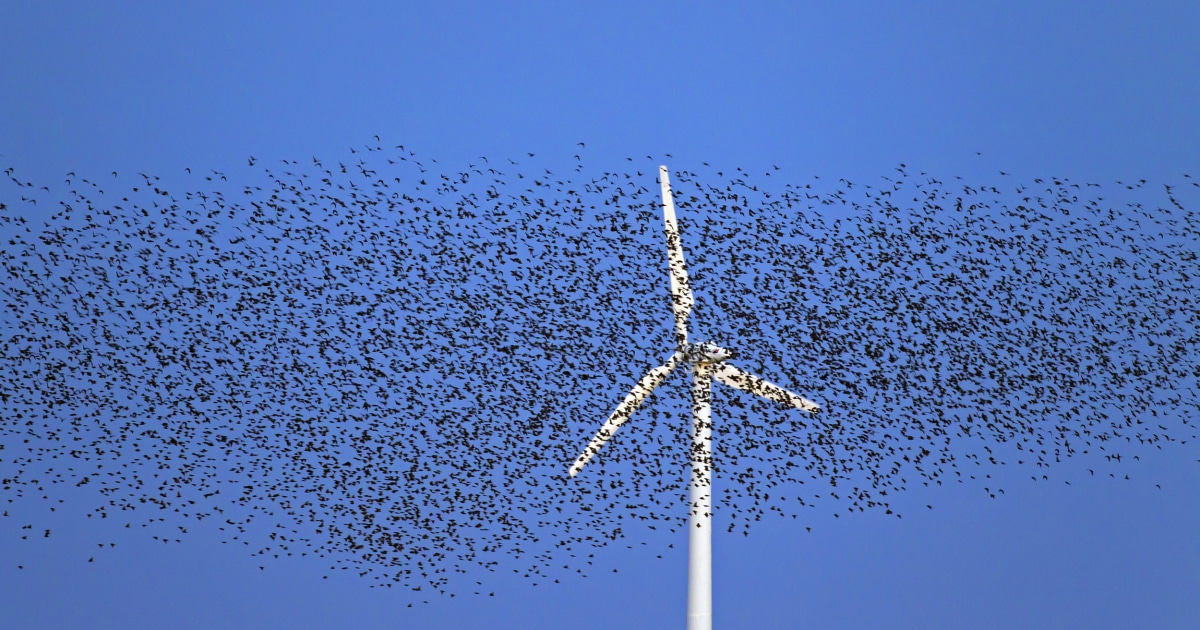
[568,165,821,630]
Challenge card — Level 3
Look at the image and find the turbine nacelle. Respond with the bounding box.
[680,342,734,364]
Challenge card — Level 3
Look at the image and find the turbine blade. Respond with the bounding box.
[660,165,693,346]
[712,363,820,413]
[568,353,682,477]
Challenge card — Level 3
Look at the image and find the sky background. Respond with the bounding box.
[2,2,1199,629]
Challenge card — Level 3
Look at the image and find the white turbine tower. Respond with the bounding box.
[568,166,820,630]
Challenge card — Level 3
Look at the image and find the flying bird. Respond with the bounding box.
[0,143,1196,601]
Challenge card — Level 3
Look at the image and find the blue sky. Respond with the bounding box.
[2,2,1199,628]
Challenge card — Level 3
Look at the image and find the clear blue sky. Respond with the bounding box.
[2,3,1199,628]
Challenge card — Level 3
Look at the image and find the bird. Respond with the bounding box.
[0,145,1196,602]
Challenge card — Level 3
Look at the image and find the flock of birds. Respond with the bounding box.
[1,142,1197,598]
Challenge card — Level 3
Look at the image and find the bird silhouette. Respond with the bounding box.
[0,142,1197,599]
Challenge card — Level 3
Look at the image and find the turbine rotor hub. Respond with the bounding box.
[680,342,735,364]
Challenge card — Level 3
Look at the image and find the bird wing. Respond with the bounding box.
[711,362,820,413]
[568,353,683,477]
[659,165,694,346]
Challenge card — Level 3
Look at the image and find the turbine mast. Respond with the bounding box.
[688,363,715,630]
